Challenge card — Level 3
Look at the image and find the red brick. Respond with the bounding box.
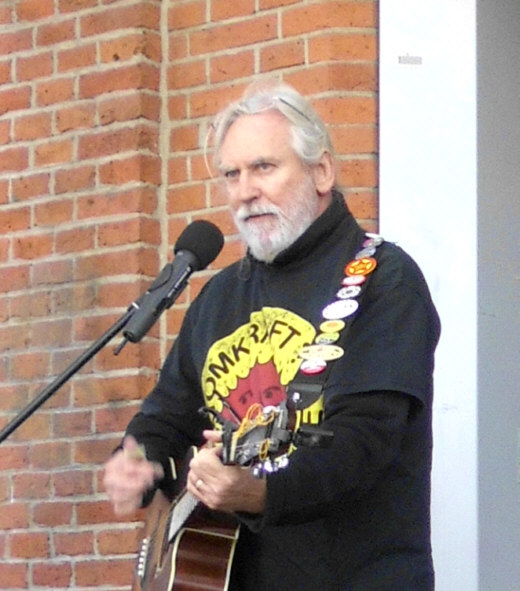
[309,33,378,62]
[0,119,10,145]
[0,563,28,589]
[98,217,160,247]
[55,165,96,194]
[32,561,72,587]
[100,31,161,63]
[13,233,53,260]
[167,184,206,214]
[190,16,277,54]
[36,19,75,46]
[98,527,143,555]
[99,153,161,186]
[0,30,32,56]
[93,400,139,436]
[0,5,14,25]
[36,76,75,106]
[0,206,30,232]
[10,532,50,558]
[168,0,206,29]
[16,51,53,81]
[75,558,134,587]
[0,60,11,85]
[34,138,73,166]
[0,502,29,529]
[53,409,92,437]
[59,0,97,13]
[0,145,29,172]
[54,468,94,496]
[168,60,206,90]
[58,43,96,72]
[260,39,305,72]
[54,226,95,253]
[33,501,73,527]
[0,265,30,292]
[13,111,52,141]
[34,198,74,225]
[170,124,199,152]
[210,50,256,83]
[12,472,51,500]
[78,125,159,160]
[77,187,157,219]
[282,1,377,36]
[12,173,50,200]
[80,3,160,36]
[54,531,95,556]
[73,373,156,406]
[0,445,29,471]
[211,0,255,19]
[57,104,96,132]
[16,0,55,21]
[32,259,73,285]
[79,63,160,98]
[99,93,161,125]
[0,85,31,115]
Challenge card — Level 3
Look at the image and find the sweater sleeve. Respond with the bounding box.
[239,389,413,530]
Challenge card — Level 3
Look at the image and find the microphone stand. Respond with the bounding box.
[0,253,193,445]
[0,308,135,445]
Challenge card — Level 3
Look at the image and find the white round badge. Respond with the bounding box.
[322,299,359,320]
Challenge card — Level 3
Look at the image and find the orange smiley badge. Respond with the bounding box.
[345,257,377,277]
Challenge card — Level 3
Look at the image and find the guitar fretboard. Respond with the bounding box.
[168,490,199,541]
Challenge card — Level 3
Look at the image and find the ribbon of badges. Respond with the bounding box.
[297,233,384,376]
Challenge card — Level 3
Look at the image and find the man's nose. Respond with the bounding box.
[236,170,260,203]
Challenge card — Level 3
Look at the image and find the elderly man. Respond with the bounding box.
[104,81,440,591]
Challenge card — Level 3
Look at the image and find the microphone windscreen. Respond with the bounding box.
[174,220,224,270]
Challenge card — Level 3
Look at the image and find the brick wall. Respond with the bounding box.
[0,0,378,589]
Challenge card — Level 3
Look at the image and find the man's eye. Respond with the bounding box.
[224,170,239,180]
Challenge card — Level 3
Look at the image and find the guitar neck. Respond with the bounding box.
[168,488,199,542]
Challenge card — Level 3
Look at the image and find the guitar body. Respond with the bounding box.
[132,404,306,591]
[133,489,239,591]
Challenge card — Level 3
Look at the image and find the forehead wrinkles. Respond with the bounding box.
[218,111,295,169]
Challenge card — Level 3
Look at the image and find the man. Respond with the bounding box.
[103,81,440,590]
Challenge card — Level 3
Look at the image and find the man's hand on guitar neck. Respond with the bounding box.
[187,430,267,515]
[103,435,164,516]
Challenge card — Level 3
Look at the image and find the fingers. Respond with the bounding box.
[103,438,163,516]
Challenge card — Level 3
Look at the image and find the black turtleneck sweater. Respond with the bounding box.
[126,193,440,591]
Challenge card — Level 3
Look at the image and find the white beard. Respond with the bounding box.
[232,175,320,263]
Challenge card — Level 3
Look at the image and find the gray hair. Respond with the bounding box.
[211,81,335,170]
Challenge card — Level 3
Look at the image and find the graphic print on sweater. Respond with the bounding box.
[201,307,323,424]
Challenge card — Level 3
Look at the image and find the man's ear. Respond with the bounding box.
[311,151,336,195]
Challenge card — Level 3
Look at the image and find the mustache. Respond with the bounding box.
[234,203,289,222]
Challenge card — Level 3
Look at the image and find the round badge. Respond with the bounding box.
[322,299,359,320]
[299,344,344,361]
[345,257,377,277]
[337,285,361,300]
[342,274,366,287]
[355,246,376,259]
[364,233,384,247]
[315,332,340,344]
[319,319,346,333]
[300,358,327,375]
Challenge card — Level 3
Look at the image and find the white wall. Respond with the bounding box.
[379,1,479,589]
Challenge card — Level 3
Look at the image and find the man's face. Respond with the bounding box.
[218,110,326,262]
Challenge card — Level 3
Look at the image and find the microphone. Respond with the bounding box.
[117,220,224,350]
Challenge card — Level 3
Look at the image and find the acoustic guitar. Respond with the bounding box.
[132,402,294,591]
